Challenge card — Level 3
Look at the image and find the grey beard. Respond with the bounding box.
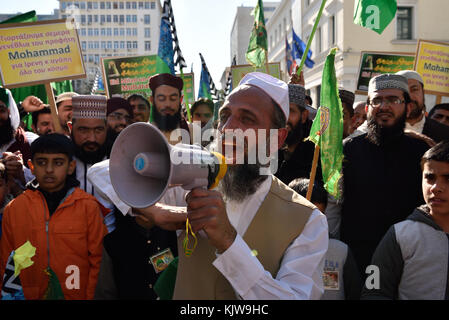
[217,164,268,203]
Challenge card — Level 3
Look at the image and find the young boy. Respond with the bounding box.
[0,134,108,300]
[362,141,449,300]
[288,178,361,300]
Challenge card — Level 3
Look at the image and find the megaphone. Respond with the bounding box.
[109,122,227,208]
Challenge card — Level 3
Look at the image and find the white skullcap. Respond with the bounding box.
[368,74,409,96]
[396,70,424,85]
[238,72,289,120]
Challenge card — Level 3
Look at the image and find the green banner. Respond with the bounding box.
[231,63,280,90]
[308,48,343,199]
[102,54,171,99]
[356,51,415,93]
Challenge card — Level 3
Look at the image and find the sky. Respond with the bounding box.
[3,0,279,93]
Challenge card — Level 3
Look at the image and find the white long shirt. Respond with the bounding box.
[86,161,328,299]
[213,176,328,300]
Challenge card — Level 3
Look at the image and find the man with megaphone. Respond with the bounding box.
[129,72,329,300]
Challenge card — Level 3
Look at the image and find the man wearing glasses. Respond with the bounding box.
[340,74,430,280]
[106,97,134,137]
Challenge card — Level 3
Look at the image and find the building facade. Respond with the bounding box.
[58,0,162,93]
[300,0,449,109]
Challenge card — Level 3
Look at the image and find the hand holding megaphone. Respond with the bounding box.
[185,188,237,254]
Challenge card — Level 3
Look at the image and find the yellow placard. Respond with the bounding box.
[0,19,85,88]
[414,40,449,96]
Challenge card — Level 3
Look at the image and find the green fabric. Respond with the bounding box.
[0,10,37,24]
[307,48,343,199]
[153,257,178,300]
[353,0,397,35]
[245,0,267,68]
[42,267,65,300]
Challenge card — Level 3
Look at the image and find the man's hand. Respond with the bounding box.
[22,96,46,113]
[2,151,25,184]
[288,66,305,86]
[186,188,237,254]
[133,203,187,231]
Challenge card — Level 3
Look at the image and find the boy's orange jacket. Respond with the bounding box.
[0,187,108,300]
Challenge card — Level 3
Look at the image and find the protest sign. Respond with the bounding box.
[102,54,194,103]
[231,63,280,89]
[0,19,85,88]
[414,40,449,99]
[355,51,415,95]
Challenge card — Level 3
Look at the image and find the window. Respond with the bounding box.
[107,41,112,49]
[93,15,98,23]
[101,28,106,36]
[83,54,86,62]
[101,41,106,49]
[139,2,144,9]
[144,27,150,38]
[88,54,93,63]
[126,28,132,36]
[61,2,67,10]
[397,7,413,40]
[88,41,93,49]
[81,41,86,50]
[120,28,125,36]
[316,28,322,52]
[80,1,86,9]
[126,15,131,23]
[62,15,67,20]
[94,41,99,49]
[119,2,124,9]
[95,54,100,64]
[81,15,86,24]
[132,15,137,23]
[88,28,93,36]
[113,15,118,23]
[133,41,138,49]
[145,41,151,51]
[114,28,119,36]
[119,15,124,23]
[101,15,105,23]
[114,41,119,49]
[94,28,99,36]
[120,41,125,49]
[113,2,118,9]
[331,15,336,45]
[92,2,98,9]
[126,2,131,9]
[80,28,86,36]
[132,2,137,9]
[144,14,150,24]
[145,2,150,9]
[106,2,111,9]
[100,2,105,9]
[151,1,155,9]
[107,28,112,36]
[133,28,138,36]
[88,15,92,24]
[127,41,132,49]
[106,15,111,23]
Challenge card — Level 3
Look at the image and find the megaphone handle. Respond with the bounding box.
[183,218,197,257]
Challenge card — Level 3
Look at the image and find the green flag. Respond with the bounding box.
[245,0,267,68]
[353,0,397,35]
[0,10,37,24]
[307,48,343,199]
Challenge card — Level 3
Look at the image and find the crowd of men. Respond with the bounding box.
[0,68,448,300]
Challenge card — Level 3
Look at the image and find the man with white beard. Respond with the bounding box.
[136,72,329,300]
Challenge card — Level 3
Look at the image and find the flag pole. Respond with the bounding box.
[306,144,320,201]
[296,0,327,75]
